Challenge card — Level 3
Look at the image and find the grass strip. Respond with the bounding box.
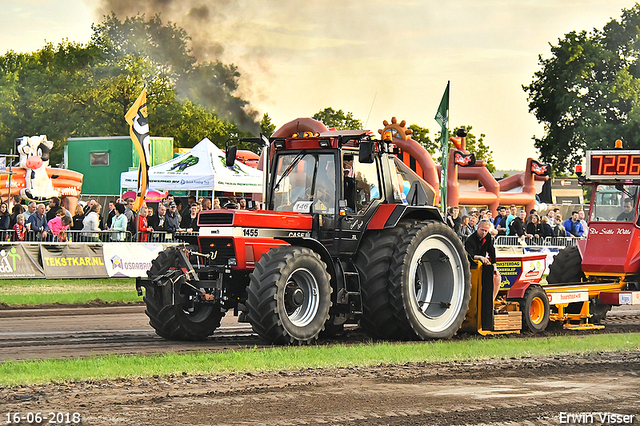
[0,292,141,306]
[0,278,141,306]
[1,332,638,386]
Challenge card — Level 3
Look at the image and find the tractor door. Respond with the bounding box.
[312,153,339,252]
[338,153,383,253]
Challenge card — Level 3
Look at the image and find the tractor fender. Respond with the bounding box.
[506,281,536,300]
[280,237,337,283]
[367,204,444,230]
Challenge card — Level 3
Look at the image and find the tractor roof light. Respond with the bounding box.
[615,139,623,149]
[318,139,331,147]
[575,165,583,177]
[274,139,286,149]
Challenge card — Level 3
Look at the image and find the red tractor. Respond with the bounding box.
[545,142,640,322]
[136,119,472,344]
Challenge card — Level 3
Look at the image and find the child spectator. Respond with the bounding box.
[13,214,26,241]
[48,210,72,242]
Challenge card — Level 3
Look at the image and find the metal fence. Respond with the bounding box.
[0,229,198,243]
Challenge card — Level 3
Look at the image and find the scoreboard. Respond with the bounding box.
[586,150,640,179]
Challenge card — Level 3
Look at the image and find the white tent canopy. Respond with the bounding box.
[120,138,262,193]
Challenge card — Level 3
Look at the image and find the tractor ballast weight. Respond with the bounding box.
[136,118,471,344]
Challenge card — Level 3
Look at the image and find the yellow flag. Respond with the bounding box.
[125,87,150,212]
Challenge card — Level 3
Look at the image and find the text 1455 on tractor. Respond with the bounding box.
[136,123,472,344]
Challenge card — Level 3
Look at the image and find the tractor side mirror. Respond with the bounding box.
[359,141,374,164]
[226,145,238,168]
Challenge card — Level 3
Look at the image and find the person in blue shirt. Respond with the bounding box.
[26,203,50,240]
[494,206,509,236]
[563,211,584,237]
[505,204,517,236]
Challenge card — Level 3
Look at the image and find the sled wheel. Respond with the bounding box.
[518,285,550,333]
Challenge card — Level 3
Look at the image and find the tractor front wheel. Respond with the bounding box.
[246,246,332,344]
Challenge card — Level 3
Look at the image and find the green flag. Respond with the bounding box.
[434,81,449,128]
[435,81,450,214]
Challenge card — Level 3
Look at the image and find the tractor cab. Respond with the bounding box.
[265,131,436,255]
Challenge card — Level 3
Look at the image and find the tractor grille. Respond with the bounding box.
[198,212,234,226]
[200,238,235,265]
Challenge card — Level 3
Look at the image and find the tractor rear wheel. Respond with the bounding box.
[518,285,550,333]
[354,228,404,339]
[546,246,585,284]
[389,220,471,340]
[246,246,332,344]
[143,247,224,341]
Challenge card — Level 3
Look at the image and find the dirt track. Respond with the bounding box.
[1,306,639,425]
[1,351,638,425]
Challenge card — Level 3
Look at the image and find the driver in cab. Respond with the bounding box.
[617,198,635,222]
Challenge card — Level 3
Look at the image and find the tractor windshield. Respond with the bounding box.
[590,184,639,222]
[271,153,336,214]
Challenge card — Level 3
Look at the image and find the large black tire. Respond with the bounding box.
[546,246,585,284]
[589,301,612,323]
[389,220,472,340]
[518,285,550,333]
[143,247,223,341]
[354,228,404,339]
[565,299,612,324]
[246,246,332,344]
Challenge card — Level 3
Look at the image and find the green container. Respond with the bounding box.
[66,136,173,196]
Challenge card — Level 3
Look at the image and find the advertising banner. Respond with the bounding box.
[40,244,107,278]
[0,244,44,278]
[496,253,547,290]
[102,243,165,278]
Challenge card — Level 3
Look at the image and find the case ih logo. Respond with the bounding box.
[454,151,476,167]
[530,160,550,176]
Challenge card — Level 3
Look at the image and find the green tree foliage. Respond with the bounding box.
[260,113,276,137]
[524,4,640,174]
[422,125,495,172]
[408,124,436,155]
[312,107,363,130]
[455,125,496,173]
[0,14,258,164]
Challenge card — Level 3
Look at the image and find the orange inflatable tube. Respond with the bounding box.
[0,167,83,212]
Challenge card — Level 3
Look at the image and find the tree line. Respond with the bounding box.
[0,13,502,169]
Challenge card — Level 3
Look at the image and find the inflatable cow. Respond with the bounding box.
[15,135,59,200]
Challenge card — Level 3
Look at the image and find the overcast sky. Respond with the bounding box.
[0,0,637,170]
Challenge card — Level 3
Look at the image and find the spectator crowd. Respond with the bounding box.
[446,204,588,244]
[0,193,253,243]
